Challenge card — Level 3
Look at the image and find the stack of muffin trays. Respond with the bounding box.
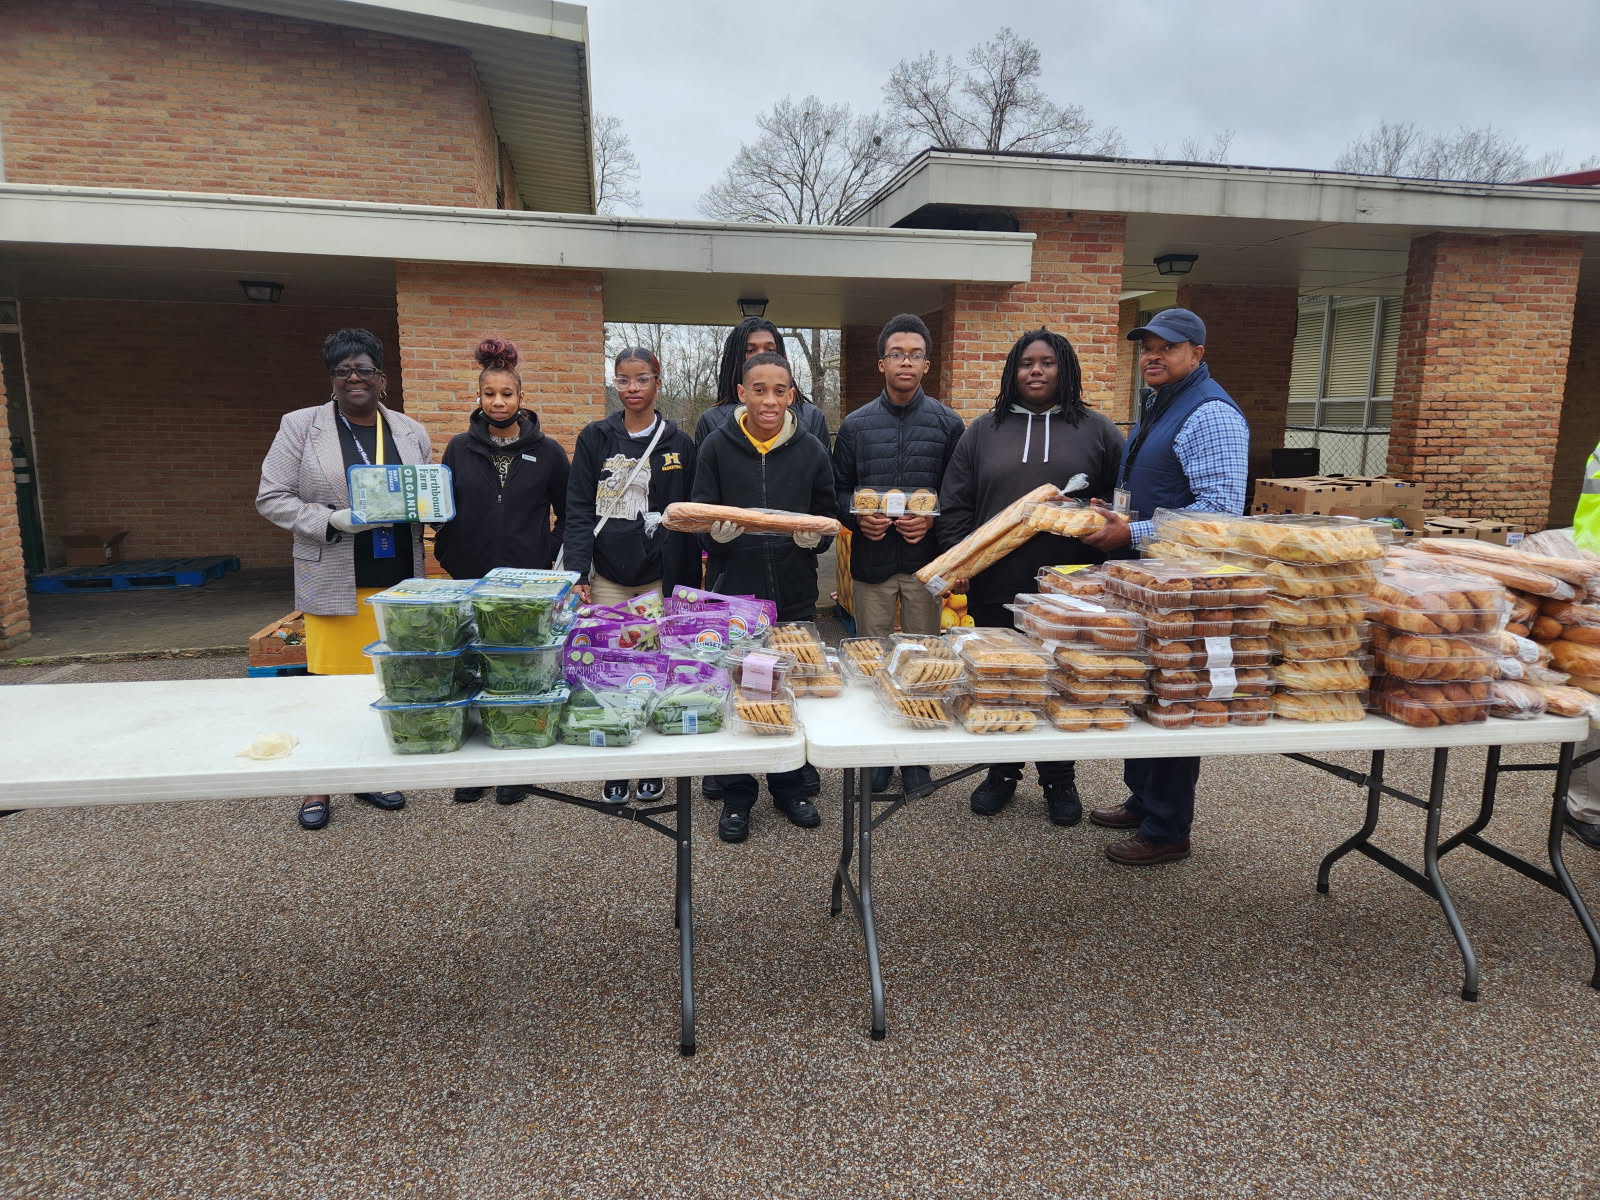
[1004,592,1148,731]
[945,627,1056,734]
[1365,565,1510,727]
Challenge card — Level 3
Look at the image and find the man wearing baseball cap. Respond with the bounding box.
[1080,307,1250,865]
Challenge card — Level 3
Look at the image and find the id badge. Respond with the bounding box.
[1113,488,1132,516]
[371,526,397,559]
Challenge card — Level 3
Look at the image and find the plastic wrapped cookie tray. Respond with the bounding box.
[1148,635,1271,673]
[949,692,1043,734]
[871,673,953,730]
[1006,594,1144,651]
[1133,696,1271,729]
[1271,656,1373,694]
[1102,559,1269,609]
[1153,510,1392,565]
[839,637,893,683]
[946,626,1055,679]
[1120,600,1271,641]
[884,634,969,692]
[1036,564,1108,598]
[1268,625,1370,662]
[1150,666,1273,702]
[1041,699,1138,732]
[1046,668,1148,707]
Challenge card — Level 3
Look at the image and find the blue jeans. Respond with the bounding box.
[1123,757,1200,845]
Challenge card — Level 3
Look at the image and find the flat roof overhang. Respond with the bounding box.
[0,184,1035,326]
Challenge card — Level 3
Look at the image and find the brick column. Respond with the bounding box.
[1551,292,1600,528]
[394,263,606,458]
[941,211,1125,421]
[1388,233,1582,529]
[839,324,882,416]
[1176,283,1300,480]
[0,365,29,648]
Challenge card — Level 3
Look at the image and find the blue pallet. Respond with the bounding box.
[248,663,309,678]
[31,555,241,594]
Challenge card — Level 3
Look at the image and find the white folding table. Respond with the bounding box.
[799,687,1598,1039]
[0,675,808,1055]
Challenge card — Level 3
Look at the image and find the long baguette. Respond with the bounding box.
[663,503,840,537]
[1416,538,1600,589]
[1403,550,1574,599]
[915,484,1063,590]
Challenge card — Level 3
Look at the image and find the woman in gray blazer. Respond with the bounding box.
[257,328,432,830]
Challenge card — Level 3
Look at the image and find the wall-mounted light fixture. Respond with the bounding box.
[240,280,283,303]
[1153,254,1198,277]
[737,296,768,319]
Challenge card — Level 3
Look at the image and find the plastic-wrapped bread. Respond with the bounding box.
[1414,537,1600,591]
[1488,680,1547,719]
[1549,640,1600,680]
[915,484,1063,594]
[663,502,839,537]
[1531,683,1600,722]
[1538,600,1600,646]
[1400,547,1575,600]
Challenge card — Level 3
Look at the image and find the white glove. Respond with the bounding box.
[793,530,822,549]
[643,511,663,538]
[329,508,381,534]
[710,520,744,543]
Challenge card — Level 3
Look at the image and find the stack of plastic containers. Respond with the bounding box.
[464,567,578,750]
[766,621,842,700]
[1365,565,1508,727]
[871,633,969,731]
[1005,592,1147,730]
[942,627,1056,734]
[1034,564,1108,600]
[365,578,478,753]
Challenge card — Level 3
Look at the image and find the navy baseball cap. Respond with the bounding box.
[1128,307,1206,345]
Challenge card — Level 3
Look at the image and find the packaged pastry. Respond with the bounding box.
[1006,593,1145,651]
[1271,691,1367,723]
[1368,626,1498,682]
[790,650,845,698]
[1272,656,1372,694]
[947,626,1054,679]
[1369,568,1510,636]
[1124,601,1271,640]
[951,693,1041,734]
[1155,511,1390,564]
[725,645,797,693]
[1133,699,1195,729]
[1264,593,1368,628]
[1150,666,1272,701]
[1372,677,1490,727]
[840,636,892,681]
[970,675,1055,704]
[1488,680,1548,719]
[1225,695,1272,726]
[768,622,828,666]
[1050,644,1149,681]
[1148,635,1270,672]
[1048,668,1149,706]
[872,672,953,729]
[1102,559,1268,609]
[1036,564,1107,598]
[726,686,799,735]
[1042,698,1137,731]
[884,634,968,691]
[851,486,939,516]
[1269,625,1368,662]
[1025,500,1109,538]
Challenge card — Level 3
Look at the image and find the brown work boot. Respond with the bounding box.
[1105,835,1190,865]
[1088,801,1140,830]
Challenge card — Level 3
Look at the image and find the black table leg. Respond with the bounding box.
[1418,748,1479,1001]
[675,776,696,1056]
[1546,742,1600,989]
[831,767,855,918]
[1318,749,1385,893]
[858,767,887,1040]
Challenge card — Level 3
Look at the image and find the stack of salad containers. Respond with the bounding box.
[1007,590,1149,730]
[366,578,478,753]
[1364,564,1508,727]
[467,567,579,749]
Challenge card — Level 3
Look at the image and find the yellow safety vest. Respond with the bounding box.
[1576,441,1600,555]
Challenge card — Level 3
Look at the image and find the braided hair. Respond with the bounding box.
[992,327,1085,425]
[713,317,810,407]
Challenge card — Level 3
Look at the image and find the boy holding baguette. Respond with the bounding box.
[937,328,1126,826]
[690,351,839,843]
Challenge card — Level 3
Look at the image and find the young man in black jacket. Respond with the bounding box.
[691,352,838,843]
[833,313,964,796]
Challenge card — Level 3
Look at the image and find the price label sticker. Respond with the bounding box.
[1203,637,1234,669]
[684,710,699,735]
[884,491,907,518]
[1206,666,1238,700]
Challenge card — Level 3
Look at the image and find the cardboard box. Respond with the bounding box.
[1330,502,1424,542]
[1423,517,1478,540]
[249,611,307,668]
[1251,476,1361,515]
[62,530,129,567]
[1322,475,1428,508]
[1458,518,1521,546]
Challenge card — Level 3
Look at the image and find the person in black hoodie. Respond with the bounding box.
[433,337,569,581]
[937,328,1125,827]
[564,346,698,808]
[694,316,830,450]
[692,352,838,843]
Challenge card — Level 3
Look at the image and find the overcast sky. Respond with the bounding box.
[585,0,1600,220]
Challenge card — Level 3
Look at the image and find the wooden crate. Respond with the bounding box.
[249,611,306,668]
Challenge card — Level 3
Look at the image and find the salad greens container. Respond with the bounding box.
[472,687,568,750]
[371,694,472,754]
[366,578,475,652]
[469,568,580,647]
[473,641,564,696]
[347,463,455,524]
[363,641,471,704]
[557,687,650,747]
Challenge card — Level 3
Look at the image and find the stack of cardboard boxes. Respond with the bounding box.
[1250,475,1524,546]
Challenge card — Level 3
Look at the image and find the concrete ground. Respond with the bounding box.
[3,653,1600,1198]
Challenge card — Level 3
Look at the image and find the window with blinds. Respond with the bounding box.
[1289,296,1399,428]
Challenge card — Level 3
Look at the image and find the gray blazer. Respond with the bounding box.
[257,401,431,615]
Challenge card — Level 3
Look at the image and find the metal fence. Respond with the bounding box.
[1282,425,1391,477]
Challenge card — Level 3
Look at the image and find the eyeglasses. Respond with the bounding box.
[616,374,658,389]
[882,351,928,364]
[332,365,382,380]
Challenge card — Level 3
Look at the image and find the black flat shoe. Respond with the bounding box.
[298,797,330,830]
[702,776,724,800]
[493,785,526,806]
[718,804,752,843]
[354,791,406,811]
[453,787,486,804]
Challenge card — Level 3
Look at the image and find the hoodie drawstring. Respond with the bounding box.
[1021,412,1033,464]
[1016,409,1052,464]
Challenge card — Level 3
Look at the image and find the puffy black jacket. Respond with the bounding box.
[832,388,965,585]
[690,410,838,622]
[695,398,830,450]
[434,409,568,579]
[563,410,699,591]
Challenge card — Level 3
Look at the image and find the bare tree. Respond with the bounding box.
[884,28,1126,156]
[605,323,725,427]
[1335,121,1593,183]
[780,328,841,424]
[1175,130,1235,163]
[593,113,641,215]
[698,97,909,225]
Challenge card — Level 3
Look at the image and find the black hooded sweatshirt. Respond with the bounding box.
[563,410,699,591]
[434,408,568,579]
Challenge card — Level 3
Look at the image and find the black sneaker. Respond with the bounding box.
[493,785,526,806]
[800,762,822,797]
[718,803,753,843]
[702,776,724,800]
[775,794,822,828]
[870,766,895,794]
[602,780,631,806]
[452,787,486,804]
[1566,813,1600,850]
[969,768,1020,816]
[901,766,933,796]
[1043,780,1083,827]
[635,778,666,802]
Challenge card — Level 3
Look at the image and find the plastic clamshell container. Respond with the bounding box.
[1369,568,1510,636]
[347,462,455,524]
[1006,594,1145,651]
[948,627,1055,679]
[969,675,1055,704]
[1042,699,1138,731]
[839,637,893,683]
[650,686,730,736]
[1371,678,1490,727]
[472,641,564,696]
[1264,592,1370,629]
[1271,691,1368,723]
[1036,564,1107,598]
[363,641,471,703]
[1150,666,1273,701]
[1153,510,1392,565]
[849,486,939,517]
[366,578,476,652]
[468,569,580,647]
[1269,625,1370,662]
[1049,643,1150,681]
[370,693,472,754]
[790,650,845,698]
[1047,668,1148,706]
[1271,656,1373,694]
[768,622,829,667]
[1231,552,1379,599]
[726,686,800,736]
[949,693,1042,734]
[884,635,969,692]
[557,689,650,747]
[1134,697,1271,729]
[1147,635,1271,673]
[1102,559,1269,609]
[1368,631,1498,682]
[871,672,953,729]
[471,687,569,749]
[726,645,797,694]
[1123,600,1271,641]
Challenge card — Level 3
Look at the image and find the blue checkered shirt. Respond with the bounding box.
[1129,400,1250,546]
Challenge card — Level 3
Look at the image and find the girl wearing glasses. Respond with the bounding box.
[256,327,431,830]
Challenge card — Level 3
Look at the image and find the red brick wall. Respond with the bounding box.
[24,300,403,569]
[393,263,606,459]
[3,0,498,207]
[1551,291,1600,529]
[1176,283,1299,480]
[1388,233,1583,530]
[940,211,1126,420]
[0,367,28,648]
[840,325,881,416]
[1111,298,1139,425]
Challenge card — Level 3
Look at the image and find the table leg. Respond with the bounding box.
[1420,748,1479,1002]
[858,769,886,1040]
[1318,750,1385,893]
[1439,745,1500,858]
[1546,741,1600,990]
[831,767,856,918]
[675,776,696,1056]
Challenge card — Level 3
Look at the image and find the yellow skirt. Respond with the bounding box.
[304,587,385,676]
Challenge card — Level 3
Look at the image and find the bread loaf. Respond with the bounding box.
[1403,550,1574,599]
[1549,640,1600,679]
[1415,537,1600,590]
[915,484,1062,593]
[663,503,839,537]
